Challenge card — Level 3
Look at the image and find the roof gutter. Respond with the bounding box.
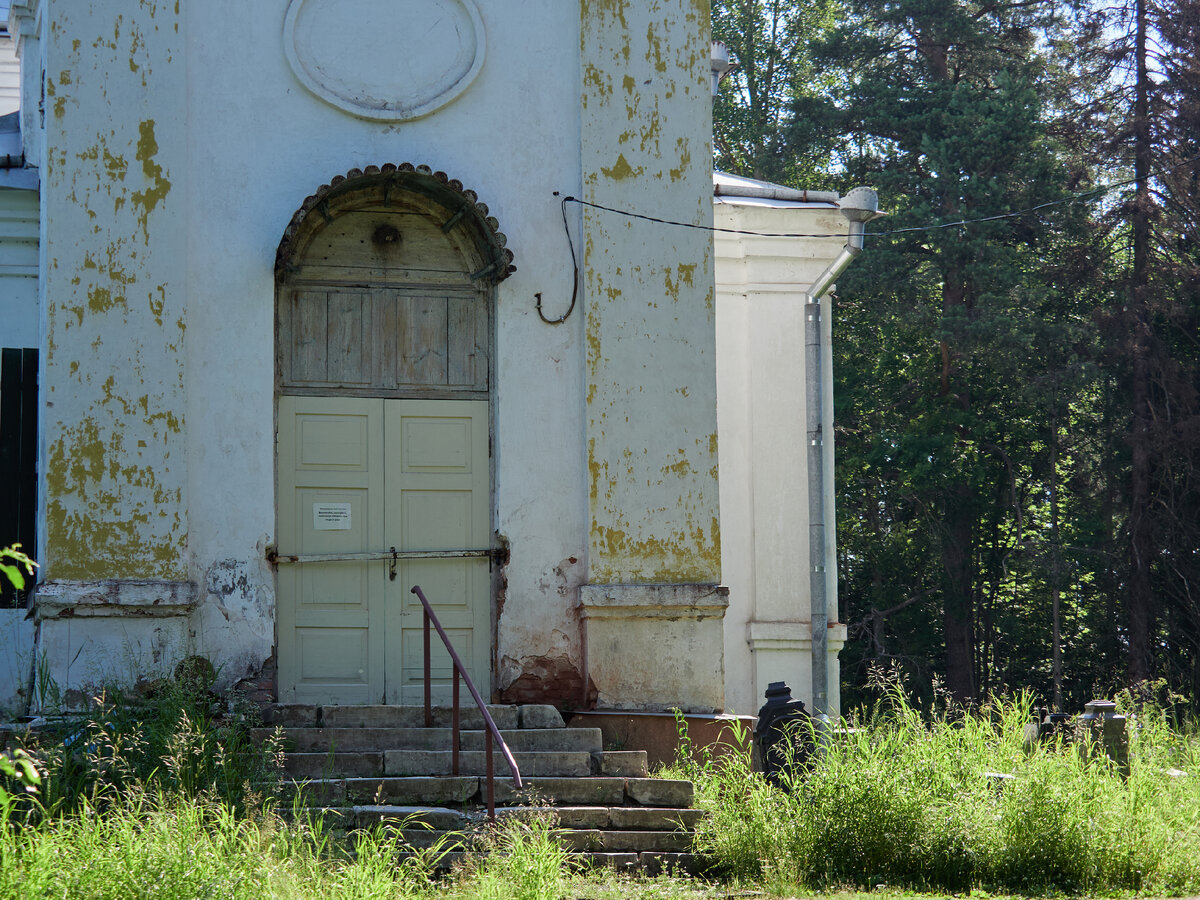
[804,187,882,731]
[714,181,841,204]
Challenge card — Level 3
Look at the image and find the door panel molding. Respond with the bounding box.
[277,397,489,704]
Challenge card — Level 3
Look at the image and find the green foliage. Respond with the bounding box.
[713,0,1200,709]
[0,545,36,593]
[711,0,843,184]
[0,749,41,833]
[0,793,441,900]
[687,681,1200,894]
[18,679,284,817]
[468,813,570,900]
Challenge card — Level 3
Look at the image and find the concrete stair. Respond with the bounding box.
[260,703,705,872]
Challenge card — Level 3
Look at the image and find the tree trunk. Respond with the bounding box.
[1050,414,1063,710]
[943,484,977,703]
[1127,0,1155,685]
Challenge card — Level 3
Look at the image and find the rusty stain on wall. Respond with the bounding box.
[498,653,597,708]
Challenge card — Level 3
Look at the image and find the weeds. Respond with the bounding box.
[7,663,1200,898]
[465,812,570,900]
[688,676,1200,895]
[17,679,284,817]
[0,792,443,900]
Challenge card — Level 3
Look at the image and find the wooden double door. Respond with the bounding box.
[276,396,490,705]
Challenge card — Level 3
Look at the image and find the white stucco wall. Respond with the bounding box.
[0,30,19,116]
[715,197,850,717]
[20,0,720,707]
[181,0,591,699]
[0,609,34,716]
[0,185,36,346]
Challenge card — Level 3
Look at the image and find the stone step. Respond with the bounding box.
[256,726,603,754]
[295,803,704,834]
[263,704,563,731]
[556,829,695,853]
[400,828,694,854]
[284,775,693,809]
[492,805,704,831]
[395,850,706,875]
[283,749,596,780]
[593,750,648,777]
[491,775,691,807]
[286,805,468,830]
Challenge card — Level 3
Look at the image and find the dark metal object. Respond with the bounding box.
[1080,699,1129,776]
[371,223,401,245]
[412,584,522,820]
[1022,707,1074,747]
[754,681,814,788]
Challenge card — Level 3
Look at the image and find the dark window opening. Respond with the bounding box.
[0,347,37,608]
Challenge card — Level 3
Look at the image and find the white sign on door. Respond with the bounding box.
[313,502,352,531]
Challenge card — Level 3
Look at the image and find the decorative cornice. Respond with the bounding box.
[34,580,198,620]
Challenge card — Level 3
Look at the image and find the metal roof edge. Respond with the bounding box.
[713,170,840,204]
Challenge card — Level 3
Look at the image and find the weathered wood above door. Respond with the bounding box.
[275,164,516,286]
[278,287,488,397]
[275,167,499,400]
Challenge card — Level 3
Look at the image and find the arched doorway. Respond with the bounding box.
[273,164,514,705]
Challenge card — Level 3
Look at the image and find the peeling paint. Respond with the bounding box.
[582,0,721,587]
[45,418,186,581]
[600,153,643,181]
[131,120,171,242]
[498,653,596,708]
[41,0,187,586]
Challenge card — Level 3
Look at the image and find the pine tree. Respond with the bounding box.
[811,0,1095,702]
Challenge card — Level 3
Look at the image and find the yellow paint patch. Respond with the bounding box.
[131,119,172,243]
[645,21,667,73]
[601,154,643,181]
[45,413,186,581]
[582,0,629,28]
[582,64,612,102]
[87,285,123,315]
[590,522,720,584]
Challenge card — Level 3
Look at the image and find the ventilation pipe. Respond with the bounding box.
[805,187,883,729]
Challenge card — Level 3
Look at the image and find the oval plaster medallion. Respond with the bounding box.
[284,0,485,121]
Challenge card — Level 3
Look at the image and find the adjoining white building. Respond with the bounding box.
[1,0,865,724]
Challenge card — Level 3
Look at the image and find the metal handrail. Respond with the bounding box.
[410,584,522,819]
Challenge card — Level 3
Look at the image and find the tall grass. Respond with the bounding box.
[689,679,1200,894]
[0,791,444,900]
[15,681,284,817]
[465,813,570,900]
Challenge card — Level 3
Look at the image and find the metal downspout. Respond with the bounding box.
[803,192,876,725]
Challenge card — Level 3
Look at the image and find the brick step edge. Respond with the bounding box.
[251,726,604,754]
[396,849,710,876]
[274,775,694,808]
[400,828,696,854]
[289,804,705,831]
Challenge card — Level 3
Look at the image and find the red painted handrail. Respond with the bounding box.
[410,585,523,819]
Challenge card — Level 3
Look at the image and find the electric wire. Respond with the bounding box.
[536,153,1199,324]
[555,152,1200,240]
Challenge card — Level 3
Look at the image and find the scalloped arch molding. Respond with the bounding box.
[283,0,486,121]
